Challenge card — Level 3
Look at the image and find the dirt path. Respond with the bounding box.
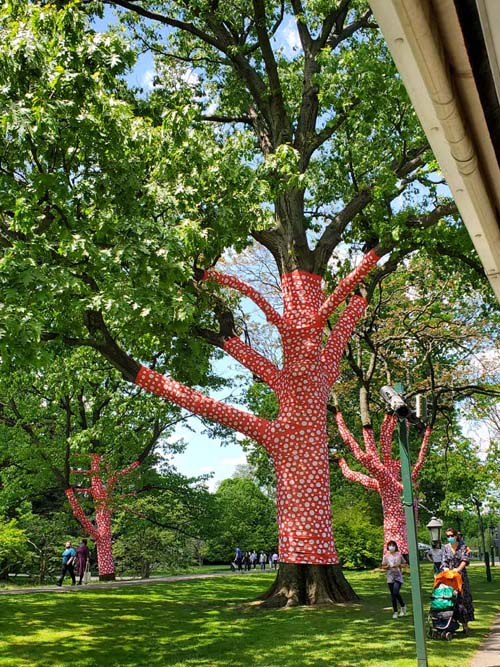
[0,568,266,595]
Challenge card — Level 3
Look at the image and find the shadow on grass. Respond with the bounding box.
[0,567,498,667]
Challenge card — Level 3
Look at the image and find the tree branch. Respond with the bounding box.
[313,188,373,272]
[203,269,282,327]
[252,0,292,144]
[223,337,281,389]
[136,366,269,444]
[333,456,379,491]
[318,248,380,321]
[322,295,368,386]
[411,426,432,482]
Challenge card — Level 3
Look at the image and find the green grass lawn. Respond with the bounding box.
[0,565,498,667]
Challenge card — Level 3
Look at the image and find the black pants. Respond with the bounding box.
[388,581,405,612]
[58,563,76,585]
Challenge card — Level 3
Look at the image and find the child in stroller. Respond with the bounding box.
[428,570,462,640]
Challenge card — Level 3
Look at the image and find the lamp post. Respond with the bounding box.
[489,525,496,567]
[426,517,443,545]
[380,384,428,667]
[471,495,492,582]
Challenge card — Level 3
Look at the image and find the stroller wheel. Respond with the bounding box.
[445,632,453,641]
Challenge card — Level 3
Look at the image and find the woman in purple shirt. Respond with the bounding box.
[76,538,90,585]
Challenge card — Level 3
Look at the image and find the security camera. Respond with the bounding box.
[380,385,410,418]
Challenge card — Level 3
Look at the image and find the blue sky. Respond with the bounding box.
[166,421,247,491]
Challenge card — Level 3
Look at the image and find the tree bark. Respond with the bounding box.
[258,563,359,608]
[95,506,116,581]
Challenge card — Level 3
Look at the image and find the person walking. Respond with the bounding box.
[57,541,77,587]
[259,551,267,570]
[234,547,243,572]
[242,551,251,571]
[76,538,90,585]
[381,540,407,619]
[271,552,279,569]
[426,541,443,574]
[441,527,475,634]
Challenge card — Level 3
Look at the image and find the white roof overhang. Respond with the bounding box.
[369,0,500,301]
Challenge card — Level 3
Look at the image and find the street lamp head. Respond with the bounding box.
[427,516,443,543]
[380,385,410,418]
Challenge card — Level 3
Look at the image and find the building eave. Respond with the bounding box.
[369,0,500,301]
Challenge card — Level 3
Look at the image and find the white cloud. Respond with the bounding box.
[221,454,247,467]
[181,69,199,87]
[282,22,301,52]
[141,68,155,91]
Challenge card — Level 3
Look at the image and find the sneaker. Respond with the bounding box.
[392,612,399,619]
[399,606,407,616]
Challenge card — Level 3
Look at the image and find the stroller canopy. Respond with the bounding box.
[433,570,463,594]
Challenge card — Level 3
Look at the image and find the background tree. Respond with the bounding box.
[204,476,277,563]
[1,0,495,606]
[0,518,27,581]
[0,347,190,580]
[112,474,214,577]
[330,258,500,550]
[332,411,430,554]
[14,509,72,585]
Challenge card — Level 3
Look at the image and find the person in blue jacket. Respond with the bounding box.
[57,541,77,586]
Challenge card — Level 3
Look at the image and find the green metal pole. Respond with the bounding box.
[397,417,428,667]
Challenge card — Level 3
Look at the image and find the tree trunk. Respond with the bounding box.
[258,563,359,608]
[135,268,375,606]
[95,507,116,581]
[380,484,408,554]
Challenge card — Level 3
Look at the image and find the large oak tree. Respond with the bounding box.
[1,0,491,605]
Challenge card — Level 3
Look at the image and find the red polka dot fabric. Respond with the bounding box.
[136,251,380,564]
[335,412,432,553]
[66,455,140,577]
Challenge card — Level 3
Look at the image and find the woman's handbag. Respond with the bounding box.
[83,562,91,584]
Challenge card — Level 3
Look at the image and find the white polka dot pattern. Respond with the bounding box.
[136,252,381,564]
[336,412,433,553]
[66,455,140,577]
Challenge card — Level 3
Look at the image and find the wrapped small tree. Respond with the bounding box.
[66,454,140,581]
[333,411,431,553]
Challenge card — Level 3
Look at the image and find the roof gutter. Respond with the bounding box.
[369,0,500,301]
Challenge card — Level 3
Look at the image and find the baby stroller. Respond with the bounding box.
[428,571,462,641]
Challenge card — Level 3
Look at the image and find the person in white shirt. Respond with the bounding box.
[426,541,443,574]
[381,540,408,619]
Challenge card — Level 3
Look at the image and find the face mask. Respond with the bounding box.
[388,546,396,552]
[447,537,456,544]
